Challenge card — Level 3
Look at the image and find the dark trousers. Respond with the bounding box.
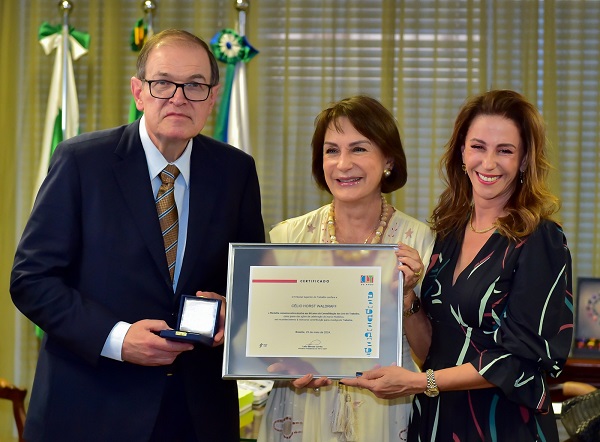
[149,373,198,442]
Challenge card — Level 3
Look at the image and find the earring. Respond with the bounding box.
[383,168,392,178]
[462,164,467,174]
[520,170,524,184]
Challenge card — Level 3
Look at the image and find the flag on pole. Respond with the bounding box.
[210,29,258,154]
[129,18,154,122]
[34,22,89,340]
[34,22,90,199]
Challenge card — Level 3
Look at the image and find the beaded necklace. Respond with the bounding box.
[327,195,392,245]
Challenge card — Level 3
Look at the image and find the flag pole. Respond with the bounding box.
[128,1,157,123]
[235,0,249,36]
[142,0,156,35]
[233,0,251,153]
[58,0,73,142]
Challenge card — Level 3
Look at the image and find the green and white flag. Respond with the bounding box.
[211,29,258,154]
[34,22,90,199]
[33,23,89,340]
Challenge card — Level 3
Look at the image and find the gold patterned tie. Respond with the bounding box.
[155,165,180,281]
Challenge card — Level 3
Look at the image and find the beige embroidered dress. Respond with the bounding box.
[257,204,434,442]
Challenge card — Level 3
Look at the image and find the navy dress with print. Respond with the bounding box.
[409,220,573,442]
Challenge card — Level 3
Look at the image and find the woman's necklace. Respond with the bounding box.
[327,195,392,244]
[469,212,496,234]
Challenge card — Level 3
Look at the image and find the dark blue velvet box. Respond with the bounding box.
[160,295,221,346]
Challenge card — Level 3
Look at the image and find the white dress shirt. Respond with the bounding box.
[101,116,192,361]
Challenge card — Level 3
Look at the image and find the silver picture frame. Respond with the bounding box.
[222,243,404,379]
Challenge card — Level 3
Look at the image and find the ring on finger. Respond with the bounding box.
[414,269,422,277]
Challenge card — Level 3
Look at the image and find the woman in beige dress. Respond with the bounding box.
[258,96,434,442]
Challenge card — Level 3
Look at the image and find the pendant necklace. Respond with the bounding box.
[469,213,496,234]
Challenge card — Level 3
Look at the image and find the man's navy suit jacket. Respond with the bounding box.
[10,120,265,441]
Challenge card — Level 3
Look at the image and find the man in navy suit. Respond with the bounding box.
[10,29,264,442]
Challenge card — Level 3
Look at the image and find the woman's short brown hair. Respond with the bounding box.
[311,96,407,194]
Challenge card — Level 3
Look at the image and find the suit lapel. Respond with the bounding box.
[176,138,220,295]
[112,122,173,288]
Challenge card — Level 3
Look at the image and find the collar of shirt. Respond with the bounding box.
[138,115,192,187]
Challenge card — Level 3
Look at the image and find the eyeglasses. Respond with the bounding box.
[144,79,213,102]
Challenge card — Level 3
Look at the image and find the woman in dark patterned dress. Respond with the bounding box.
[342,90,574,441]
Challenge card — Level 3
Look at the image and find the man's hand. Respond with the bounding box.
[121,319,193,366]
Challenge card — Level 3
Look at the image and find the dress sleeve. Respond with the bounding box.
[269,221,290,243]
[473,221,574,412]
[269,208,323,244]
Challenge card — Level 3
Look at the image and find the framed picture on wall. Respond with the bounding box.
[572,277,600,358]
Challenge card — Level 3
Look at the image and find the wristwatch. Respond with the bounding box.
[424,369,439,397]
[403,297,421,317]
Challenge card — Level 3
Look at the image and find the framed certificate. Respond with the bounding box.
[572,277,600,358]
[222,243,403,379]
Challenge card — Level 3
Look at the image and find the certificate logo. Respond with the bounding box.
[360,275,374,285]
